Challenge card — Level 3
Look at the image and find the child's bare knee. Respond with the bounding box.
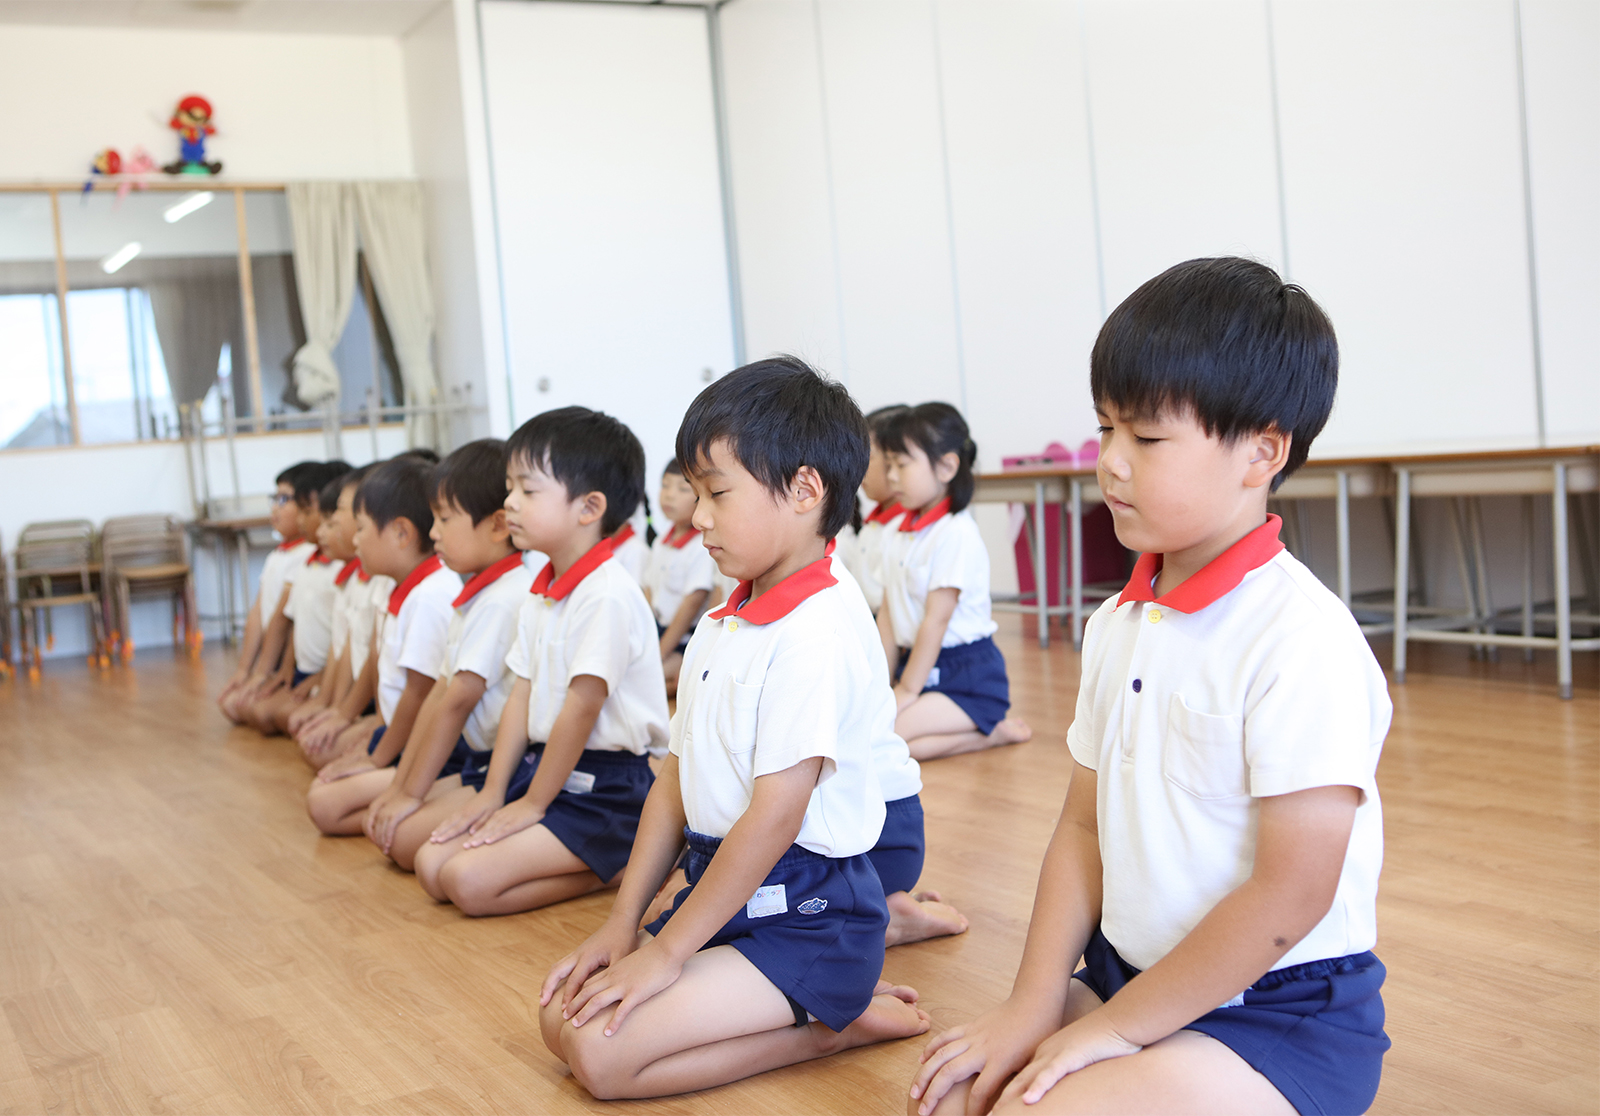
[538,991,568,1058]
[438,857,492,915]
[413,846,450,902]
[562,1020,633,1100]
[305,787,343,835]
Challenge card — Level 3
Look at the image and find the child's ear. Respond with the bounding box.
[1243,428,1293,490]
[934,451,961,484]
[487,508,512,543]
[389,516,417,551]
[790,466,826,514]
[576,490,608,528]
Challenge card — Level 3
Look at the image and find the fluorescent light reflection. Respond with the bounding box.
[101,242,142,274]
[162,191,214,224]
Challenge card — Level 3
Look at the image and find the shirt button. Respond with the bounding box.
[1132,678,1142,693]
[727,620,738,632]
[1148,609,1162,624]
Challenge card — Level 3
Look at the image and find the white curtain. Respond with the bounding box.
[354,181,440,447]
[286,182,358,408]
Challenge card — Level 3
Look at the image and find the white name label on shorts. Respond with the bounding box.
[747,884,787,919]
[562,770,596,795]
[926,666,941,687]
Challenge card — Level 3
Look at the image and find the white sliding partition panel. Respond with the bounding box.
[1274,1,1540,455]
[720,0,846,377]
[1083,0,1285,310]
[1521,0,1600,445]
[813,0,964,413]
[934,0,1104,460]
[478,0,736,482]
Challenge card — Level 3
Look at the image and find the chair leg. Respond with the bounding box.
[119,578,135,661]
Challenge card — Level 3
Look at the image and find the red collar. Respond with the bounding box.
[335,558,362,586]
[306,549,333,566]
[865,500,904,526]
[708,548,837,625]
[662,525,700,549]
[453,551,524,608]
[1117,515,1286,614]
[275,536,305,552]
[899,498,952,533]
[388,554,444,616]
[614,523,636,546]
[531,537,615,601]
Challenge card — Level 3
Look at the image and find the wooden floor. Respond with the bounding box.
[0,619,1594,1115]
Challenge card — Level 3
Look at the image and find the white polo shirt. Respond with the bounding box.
[375,555,461,723]
[856,500,905,614]
[883,501,998,648]
[284,551,344,673]
[645,526,717,630]
[258,537,314,626]
[441,552,535,752]
[611,523,647,587]
[505,538,670,757]
[1066,514,1390,974]
[352,572,393,677]
[669,545,894,858]
[327,558,363,667]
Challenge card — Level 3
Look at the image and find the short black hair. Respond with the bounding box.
[292,460,351,507]
[505,407,645,536]
[663,459,684,478]
[879,403,978,513]
[397,447,441,465]
[317,469,352,515]
[1090,256,1337,491]
[432,439,508,526]
[275,460,318,489]
[676,355,868,539]
[865,404,908,443]
[354,456,435,549]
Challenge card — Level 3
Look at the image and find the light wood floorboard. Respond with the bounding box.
[0,619,1594,1114]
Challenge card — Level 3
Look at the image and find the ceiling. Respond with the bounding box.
[0,0,448,37]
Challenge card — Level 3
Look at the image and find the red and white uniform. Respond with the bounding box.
[375,556,461,723]
[506,538,670,756]
[443,552,536,752]
[645,525,717,631]
[257,537,314,626]
[882,499,997,648]
[1067,515,1390,973]
[284,549,345,673]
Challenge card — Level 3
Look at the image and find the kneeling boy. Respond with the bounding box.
[309,457,460,794]
[911,258,1391,1116]
[412,407,669,915]
[539,358,928,1101]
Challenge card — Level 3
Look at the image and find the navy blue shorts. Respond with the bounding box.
[436,736,478,780]
[365,725,399,768]
[475,744,653,883]
[645,829,888,1033]
[1075,927,1389,1115]
[896,636,1010,734]
[292,668,313,687]
[866,795,925,895]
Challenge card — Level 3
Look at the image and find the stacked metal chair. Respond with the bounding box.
[100,514,202,661]
[14,519,107,678]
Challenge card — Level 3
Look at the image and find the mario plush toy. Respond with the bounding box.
[163,95,221,175]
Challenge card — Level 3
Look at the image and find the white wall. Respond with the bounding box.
[401,0,494,444]
[1521,0,1600,446]
[477,0,737,484]
[0,23,413,181]
[719,0,1599,462]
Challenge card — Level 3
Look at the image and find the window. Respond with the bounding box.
[0,192,71,448]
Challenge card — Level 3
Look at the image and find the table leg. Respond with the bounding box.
[1554,463,1571,700]
[1336,470,1352,611]
[213,535,229,647]
[1394,468,1410,684]
[1521,496,1535,662]
[236,531,250,643]
[1070,477,1084,652]
[1034,480,1049,649]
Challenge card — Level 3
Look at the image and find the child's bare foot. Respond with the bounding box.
[986,718,1032,746]
[827,982,930,1052]
[885,889,969,947]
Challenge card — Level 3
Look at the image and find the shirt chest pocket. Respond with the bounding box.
[1163,693,1248,800]
[712,676,763,754]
